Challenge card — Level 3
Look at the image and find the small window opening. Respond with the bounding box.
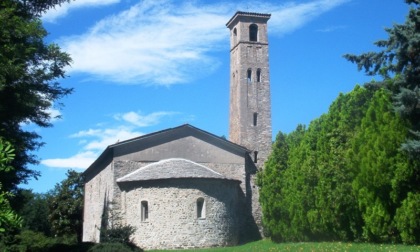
[197,197,205,218]
[249,24,258,42]
[247,69,252,84]
[257,69,261,82]
[233,28,237,45]
[141,201,148,221]
[254,151,258,163]
[253,113,258,126]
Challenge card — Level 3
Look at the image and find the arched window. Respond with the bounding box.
[197,197,206,218]
[249,24,258,42]
[247,69,252,84]
[254,151,258,163]
[253,113,258,126]
[257,69,261,82]
[141,201,148,221]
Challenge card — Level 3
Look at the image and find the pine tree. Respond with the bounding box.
[344,0,420,160]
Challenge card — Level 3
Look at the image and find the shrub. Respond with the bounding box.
[5,230,56,251]
[88,242,141,252]
[100,225,136,245]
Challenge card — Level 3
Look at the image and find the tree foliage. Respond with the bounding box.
[259,1,420,244]
[0,0,73,193]
[350,89,411,242]
[18,189,51,235]
[259,85,419,244]
[48,170,83,242]
[344,0,420,159]
[0,139,22,233]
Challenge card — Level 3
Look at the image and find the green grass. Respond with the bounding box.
[149,239,420,252]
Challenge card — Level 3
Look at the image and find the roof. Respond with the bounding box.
[117,158,240,183]
[226,11,271,28]
[84,124,250,175]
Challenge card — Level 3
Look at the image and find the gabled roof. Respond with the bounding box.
[116,158,240,183]
[84,124,249,175]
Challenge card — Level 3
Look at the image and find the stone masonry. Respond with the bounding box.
[226,12,273,236]
[227,12,272,169]
[119,179,240,250]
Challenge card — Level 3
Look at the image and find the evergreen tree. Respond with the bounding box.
[259,86,383,242]
[350,89,411,243]
[344,0,420,160]
[258,131,290,241]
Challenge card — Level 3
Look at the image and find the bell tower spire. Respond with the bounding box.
[226,12,272,169]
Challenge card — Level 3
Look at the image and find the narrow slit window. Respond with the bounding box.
[247,69,252,84]
[254,151,258,163]
[141,201,148,221]
[249,24,258,42]
[257,69,261,82]
[233,27,237,45]
[197,197,205,219]
[253,113,258,126]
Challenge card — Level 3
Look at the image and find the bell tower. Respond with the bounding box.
[226,12,272,169]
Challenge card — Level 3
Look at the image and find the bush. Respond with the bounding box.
[101,225,136,245]
[0,230,95,252]
[48,241,95,252]
[5,230,56,252]
[88,242,142,252]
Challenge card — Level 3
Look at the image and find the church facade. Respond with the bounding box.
[82,11,272,250]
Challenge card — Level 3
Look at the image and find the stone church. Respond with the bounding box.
[82,11,272,250]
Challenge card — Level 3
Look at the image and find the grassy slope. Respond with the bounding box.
[149,239,420,252]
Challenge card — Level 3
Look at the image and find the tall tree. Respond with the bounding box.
[259,86,378,242]
[48,170,83,242]
[350,89,410,243]
[0,0,73,193]
[258,131,291,241]
[344,0,420,159]
[18,190,51,235]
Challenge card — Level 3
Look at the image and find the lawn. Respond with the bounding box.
[149,239,420,252]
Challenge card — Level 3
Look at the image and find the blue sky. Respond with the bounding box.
[21,0,410,193]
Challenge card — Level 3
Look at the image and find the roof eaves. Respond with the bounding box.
[226,11,271,27]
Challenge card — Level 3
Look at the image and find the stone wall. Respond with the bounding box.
[118,179,240,250]
[83,158,114,243]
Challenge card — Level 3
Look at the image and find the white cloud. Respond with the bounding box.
[316,25,347,33]
[82,127,143,151]
[42,110,177,169]
[60,0,349,85]
[41,151,98,169]
[269,0,350,34]
[42,126,142,169]
[46,107,62,122]
[42,0,120,22]
[114,111,178,127]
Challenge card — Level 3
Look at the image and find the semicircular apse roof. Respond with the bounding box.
[116,158,240,183]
